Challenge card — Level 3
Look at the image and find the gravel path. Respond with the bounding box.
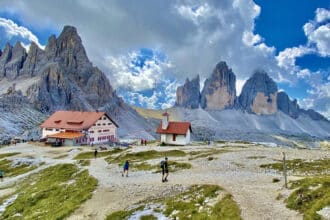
[1,143,329,220]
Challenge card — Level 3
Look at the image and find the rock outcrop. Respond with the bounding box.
[175,75,200,109]
[277,91,299,119]
[239,71,278,114]
[0,42,27,80]
[200,62,236,110]
[300,109,328,121]
[0,25,155,140]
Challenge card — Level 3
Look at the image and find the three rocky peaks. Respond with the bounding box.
[0,25,327,124]
[175,62,327,121]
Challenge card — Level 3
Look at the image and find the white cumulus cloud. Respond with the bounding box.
[0,17,43,50]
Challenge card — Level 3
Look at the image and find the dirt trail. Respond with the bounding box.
[1,143,328,220]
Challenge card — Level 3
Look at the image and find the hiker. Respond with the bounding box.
[94,149,98,158]
[0,170,4,181]
[161,157,169,182]
[144,139,147,146]
[141,139,143,146]
[122,160,129,177]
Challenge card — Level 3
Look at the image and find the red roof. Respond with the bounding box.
[156,122,192,135]
[40,111,118,130]
[47,131,84,139]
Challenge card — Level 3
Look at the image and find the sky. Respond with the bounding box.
[0,0,329,118]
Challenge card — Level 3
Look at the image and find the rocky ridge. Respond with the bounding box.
[175,61,328,123]
[175,75,200,109]
[0,26,154,140]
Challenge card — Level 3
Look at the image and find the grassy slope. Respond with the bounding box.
[131,106,179,120]
[107,185,241,220]
[0,159,39,177]
[1,164,98,220]
[286,176,330,220]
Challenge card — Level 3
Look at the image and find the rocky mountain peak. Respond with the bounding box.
[0,42,27,80]
[175,74,200,109]
[277,91,299,118]
[239,70,278,115]
[200,61,236,110]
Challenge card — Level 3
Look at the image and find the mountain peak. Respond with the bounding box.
[239,70,278,114]
[200,61,236,110]
[175,74,200,109]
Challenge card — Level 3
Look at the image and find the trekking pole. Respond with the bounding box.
[282,152,288,188]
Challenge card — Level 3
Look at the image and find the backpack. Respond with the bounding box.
[160,161,165,169]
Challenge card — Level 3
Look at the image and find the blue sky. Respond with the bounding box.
[0,0,329,118]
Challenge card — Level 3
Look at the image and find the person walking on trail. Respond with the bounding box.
[94,149,98,159]
[161,157,169,182]
[0,170,3,181]
[122,160,129,177]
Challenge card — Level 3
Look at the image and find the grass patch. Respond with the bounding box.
[106,185,241,220]
[77,160,90,166]
[212,194,242,220]
[188,149,229,160]
[260,158,330,175]
[106,206,145,220]
[0,159,39,177]
[129,161,192,173]
[140,214,157,220]
[106,150,186,165]
[164,185,240,220]
[247,156,266,159]
[286,176,330,220]
[74,148,126,160]
[0,153,20,159]
[54,154,68,159]
[1,164,98,219]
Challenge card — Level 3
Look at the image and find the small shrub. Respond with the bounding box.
[272,178,280,183]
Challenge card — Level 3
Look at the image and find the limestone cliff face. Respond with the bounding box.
[0,26,125,115]
[277,91,299,119]
[175,75,200,109]
[239,71,278,114]
[22,26,124,114]
[0,25,155,139]
[200,62,236,110]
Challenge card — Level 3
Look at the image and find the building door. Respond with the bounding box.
[173,134,176,141]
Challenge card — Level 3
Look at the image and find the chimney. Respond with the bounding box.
[162,112,169,130]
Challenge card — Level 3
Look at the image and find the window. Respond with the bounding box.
[56,129,59,131]
[97,123,101,126]
[45,128,53,131]
[89,131,94,133]
[173,134,176,141]
[98,130,102,133]
[103,129,109,132]
[103,117,106,120]
[108,123,111,125]
[93,124,96,126]
[103,123,106,126]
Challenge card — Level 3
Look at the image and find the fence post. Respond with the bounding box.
[283,152,288,188]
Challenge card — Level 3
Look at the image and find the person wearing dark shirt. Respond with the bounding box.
[161,157,169,182]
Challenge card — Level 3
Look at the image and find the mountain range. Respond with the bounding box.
[0,26,329,142]
[0,26,154,140]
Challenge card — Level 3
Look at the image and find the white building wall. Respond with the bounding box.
[87,116,117,144]
[42,128,64,138]
[185,130,191,144]
[164,134,187,145]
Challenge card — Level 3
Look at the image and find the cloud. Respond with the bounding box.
[276,46,313,69]
[0,17,43,50]
[0,1,328,116]
[303,8,330,57]
[0,0,280,81]
[315,8,330,23]
[300,81,330,119]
